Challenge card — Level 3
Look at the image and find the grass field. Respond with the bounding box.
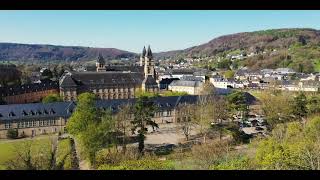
[0,141,15,170]
[0,135,55,170]
[56,138,73,170]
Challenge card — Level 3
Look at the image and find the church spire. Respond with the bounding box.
[141,46,146,57]
[145,45,153,58]
[97,53,105,65]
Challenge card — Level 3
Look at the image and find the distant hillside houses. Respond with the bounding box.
[209,67,320,92]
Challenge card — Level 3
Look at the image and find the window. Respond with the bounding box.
[26,121,30,128]
[5,123,11,129]
[163,111,168,116]
[39,120,44,126]
[44,120,48,126]
[17,122,21,128]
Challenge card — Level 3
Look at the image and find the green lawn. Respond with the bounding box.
[56,138,73,170]
[0,135,55,170]
[0,142,15,170]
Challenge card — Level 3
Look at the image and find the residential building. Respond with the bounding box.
[168,80,204,95]
[0,80,59,104]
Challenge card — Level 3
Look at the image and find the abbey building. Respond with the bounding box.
[59,46,159,101]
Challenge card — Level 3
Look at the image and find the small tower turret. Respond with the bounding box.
[140,46,146,66]
[96,53,106,72]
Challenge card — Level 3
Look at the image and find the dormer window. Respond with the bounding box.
[8,112,15,117]
[36,110,42,115]
[0,113,3,117]
[50,109,55,114]
[44,110,49,114]
[29,110,35,115]
[22,110,28,116]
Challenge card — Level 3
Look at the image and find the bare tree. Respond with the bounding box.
[176,103,197,141]
[211,97,229,140]
[5,140,33,170]
[114,104,133,153]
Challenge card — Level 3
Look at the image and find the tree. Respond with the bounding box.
[223,70,235,79]
[40,69,53,80]
[217,59,232,69]
[42,94,63,103]
[255,117,320,170]
[307,95,320,114]
[131,96,158,154]
[80,111,116,166]
[6,128,18,139]
[259,91,293,128]
[211,97,229,140]
[66,92,118,166]
[66,93,97,135]
[195,93,216,143]
[114,104,133,153]
[291,92,307,120]
[176,103,196,141]
[227,91,249,120]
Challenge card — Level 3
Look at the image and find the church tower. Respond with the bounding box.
[141,45,159,92]
[96,53,106,72]
[144,45,155,78]
[140,46,146,66]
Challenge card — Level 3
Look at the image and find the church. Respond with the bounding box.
[59,46,159,101]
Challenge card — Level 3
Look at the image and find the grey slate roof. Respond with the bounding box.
[0,93,256,122]
[0,101,76,122]
[0,80,59,97]
[105,65,144,73]
[60,71,144,88]
[180,75,204,81]
[142,75,158,86]
[169,80,202,87]
[0,96,198,122]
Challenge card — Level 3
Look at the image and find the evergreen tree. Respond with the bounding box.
[131,96,158,154]
[292,92,307,120]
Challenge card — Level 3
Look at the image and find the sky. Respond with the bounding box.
[0,10,320,53]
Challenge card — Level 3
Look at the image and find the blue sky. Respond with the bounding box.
[0,10,320,53]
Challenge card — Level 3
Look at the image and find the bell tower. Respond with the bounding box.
[141,45,159,92]
[144,45,155,78]
[96,53,106,72]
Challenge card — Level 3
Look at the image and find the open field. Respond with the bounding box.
[0,135,56,170]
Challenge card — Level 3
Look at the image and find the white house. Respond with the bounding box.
[210,77,235,89]
[168,80,203,95]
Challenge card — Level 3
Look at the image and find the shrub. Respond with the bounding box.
[98,158,175,170]
[212,155,254,170]
[6,129,18,139]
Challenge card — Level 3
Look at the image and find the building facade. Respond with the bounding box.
[0,96,199,139]
[0,80,59,104]
[168,80,204,95]
[0,102,75,138]
[59,46,159,101]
